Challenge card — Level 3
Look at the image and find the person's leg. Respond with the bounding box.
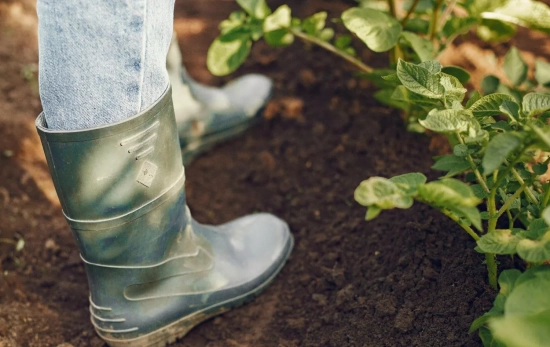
[36,1,292,346]
[37,0,173,130]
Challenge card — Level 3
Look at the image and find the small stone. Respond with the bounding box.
[280,97,304,120]
[3,150,13,158]
[286,317,305,329]
[312,293,328,306]
[336,284,355,305]
[44,239,58,250]
[259,151,276,171]
[394,308,414,332]
[299,69,317,88]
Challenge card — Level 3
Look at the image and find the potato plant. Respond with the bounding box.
[207,0,550,345]
[355,58,550,346]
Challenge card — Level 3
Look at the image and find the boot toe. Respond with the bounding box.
[222,74,274,117]
[196,212,292,284]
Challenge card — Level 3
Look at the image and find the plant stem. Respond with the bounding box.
[497,184,526,218]
[290,29,374,73]
[438,0,458,30]
[388,0,397,18]
[457,135,490,193]
[488,188,498,233]
[401,0,420,26]
[510,167,538,204]
[542,186,550,207]
[440,208,480,241]
[441,209,497,288]
[487,154,525,234]
[506,209,514,229]
[485,253,498,289]
[0,238,16,245]
[387,0,402,65]
[430,0,444,42]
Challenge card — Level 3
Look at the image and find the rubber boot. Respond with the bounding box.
[167,33,273,164]
[35,86,293,347]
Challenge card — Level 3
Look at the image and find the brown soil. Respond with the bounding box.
[1,1,548,347]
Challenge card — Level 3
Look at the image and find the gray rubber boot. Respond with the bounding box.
[35,86,293,347]
[167,33,273,165]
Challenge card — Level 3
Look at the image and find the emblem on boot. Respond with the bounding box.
[137,160,158,188]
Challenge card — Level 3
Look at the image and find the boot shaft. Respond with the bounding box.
[36,86,189,266]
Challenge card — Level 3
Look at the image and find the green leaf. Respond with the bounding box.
[469,94,515,117]
[403,18,430,34]
[354,177,414,209]
[374,88,408,110]
[482,132,524,173]
[440,73,467,103]
[477,229,523,254]
[471,184,488,199]
[498,269,522,295]
[468,0,508,16]
[516,232,550,262]
[396,60,444,99]
[491,0,550,33]
[533,162,548,175]
[400,31,434,62]
[418,179,481,207]
[477,18,517,43]
[522,93,550,117]
[543,206,550,226]
[359,69,400,87]
[442,17,477,38]
[499,100,520,121]
[381,73,401,83]
[419,109,472,133]
[318,28,334,41]
[263,5,294,47]
[418,179,481,229]
[535,59,550,87]
[525,219,549,239]
[503,47,528,87]
[236,0,271,19]
[479,327,506,347]
[496,264,550,312]
[453,144,469,157]
[366,206,382,220]
[490,310,550,347]
[465,91,482,109]
[418,61,442,74]
[341,7,402,52]
[207,29,252,76]
[220,11,247,34]
[481,75,500,95]
[389,172,427,194]
[391,85,442,106]
[455,205,483,230]
[432,155,471,177]
[302,11,327,35]
[442,66,471,84]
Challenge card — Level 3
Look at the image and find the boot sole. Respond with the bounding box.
[98,234,294,347]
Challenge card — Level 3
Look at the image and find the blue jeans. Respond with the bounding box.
[37,0,175,130]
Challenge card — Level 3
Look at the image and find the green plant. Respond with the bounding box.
[355,57,550,345]
[207,0,550,75]
[470,266,550,347]
[208,0,550,345]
